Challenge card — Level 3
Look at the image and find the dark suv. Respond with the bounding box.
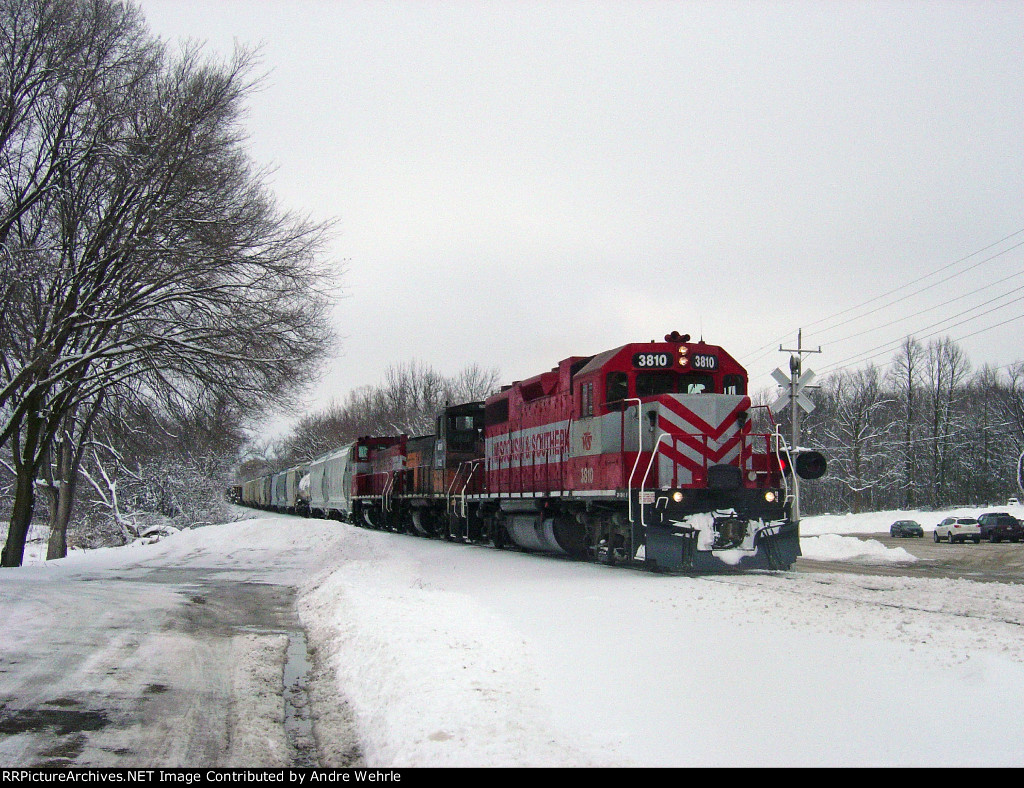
[890,519,924,538]
[977,512,1023,543]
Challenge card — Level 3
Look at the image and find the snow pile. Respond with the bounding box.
[301,555,603,767]
[800,533,916,562]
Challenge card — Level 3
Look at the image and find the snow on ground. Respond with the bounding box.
[6,503,1024,767]
[296,514,1024,767]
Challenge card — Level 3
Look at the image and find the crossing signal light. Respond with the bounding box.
[796,451,827,480]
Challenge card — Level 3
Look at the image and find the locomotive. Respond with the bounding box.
[237,333,826,572]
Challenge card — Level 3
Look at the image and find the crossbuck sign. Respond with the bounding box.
[769,366,816,416]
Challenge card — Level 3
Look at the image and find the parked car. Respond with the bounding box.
[977,512,1023,543]
[1008,497,1020,506]
[934,516,981,544]
[890,519,924,538]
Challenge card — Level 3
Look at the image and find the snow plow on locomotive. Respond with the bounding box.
[239,333,826,572]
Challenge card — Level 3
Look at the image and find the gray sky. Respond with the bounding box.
[137,0,1024,423]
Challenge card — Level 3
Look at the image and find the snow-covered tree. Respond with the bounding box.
[887,336,925,508]
[0,0,337,565]
[819,365,894,513]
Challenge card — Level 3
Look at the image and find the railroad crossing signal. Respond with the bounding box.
[770,366,816,415]
[774,329,822,526]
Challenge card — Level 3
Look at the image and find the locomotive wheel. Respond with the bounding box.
[411,510,440,538]
[466,513,483,543]
[599,536,618,565]
[491,520,508,549]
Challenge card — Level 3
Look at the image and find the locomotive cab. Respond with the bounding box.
[432,400,486,500]
[574,336,748,416]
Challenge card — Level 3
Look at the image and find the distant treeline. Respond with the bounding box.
[787,336,1024,514]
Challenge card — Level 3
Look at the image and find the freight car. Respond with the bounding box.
[239,333,825,572]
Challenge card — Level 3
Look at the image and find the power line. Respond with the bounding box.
[818,303,1024,376]
[814,269,1024,351]
[740,228,1024,368]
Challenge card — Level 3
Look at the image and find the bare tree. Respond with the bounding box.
[820,365,893,513]
[1004,363,1024,471]
[449,363,502,403]
[274,362,501,468]
[922,338,971,508]
[888,336,924,508]
[0,1,338,565]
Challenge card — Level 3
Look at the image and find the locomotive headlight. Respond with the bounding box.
[764,491,777,503]
[678,346,688,367]
[671,490,684,503]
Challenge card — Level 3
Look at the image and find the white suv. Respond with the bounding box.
[933,516,981,544]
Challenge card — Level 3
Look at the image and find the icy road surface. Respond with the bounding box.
[4,512,1024,767]
[0,521,359,768]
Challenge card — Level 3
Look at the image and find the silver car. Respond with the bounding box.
[933,516,981,544]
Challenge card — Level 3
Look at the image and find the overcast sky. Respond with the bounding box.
[137,0,1024,426]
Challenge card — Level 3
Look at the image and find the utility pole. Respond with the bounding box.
[778,329,821,523]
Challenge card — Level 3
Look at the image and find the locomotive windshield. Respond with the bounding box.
[636,371,714,397]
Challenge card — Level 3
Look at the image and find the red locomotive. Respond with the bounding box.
[329,332,825,572]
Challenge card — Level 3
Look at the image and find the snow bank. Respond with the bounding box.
[299,531,606,767]
[801,533,916,563]
[801,503,1021,536]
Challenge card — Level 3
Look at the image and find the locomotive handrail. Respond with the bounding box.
[639,432,673,527]
[447,461,471,510]
[773,427,794,507]
[562,414,572,492]
[446,462,465,502]
[458,460,483,518]
[446,459,482,515]
[622,398,644,523]
[382,472,395,512]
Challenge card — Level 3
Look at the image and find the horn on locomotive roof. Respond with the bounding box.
[665,331,691,343]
